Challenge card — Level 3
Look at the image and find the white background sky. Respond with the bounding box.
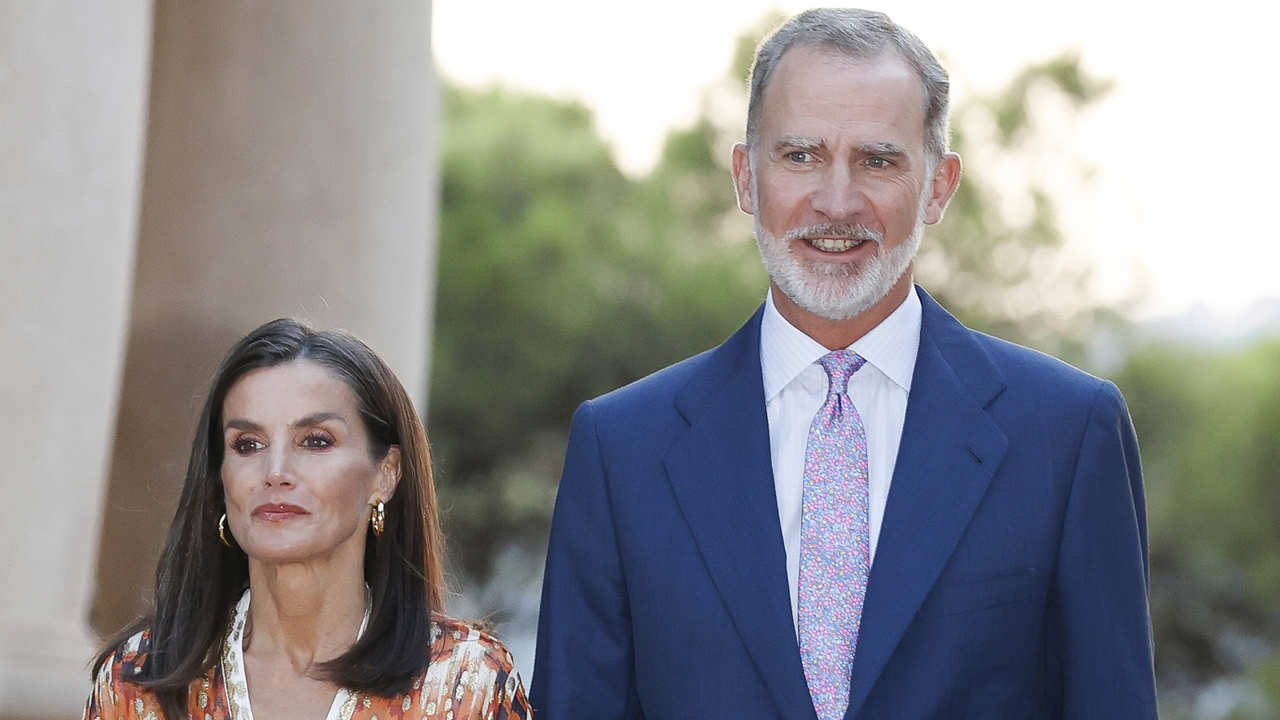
[433,1,1279,319]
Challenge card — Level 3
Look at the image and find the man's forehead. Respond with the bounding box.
[759,45,927,143]
[768,44,920,98]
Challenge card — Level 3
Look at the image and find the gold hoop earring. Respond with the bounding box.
[218,513,233,548]
[370,500,386,536]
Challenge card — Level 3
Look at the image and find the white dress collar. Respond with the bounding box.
[221,588,371,720]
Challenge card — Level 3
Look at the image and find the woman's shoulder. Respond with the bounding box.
[86,631,160,719]
[87,629,221,720]
[391,617,528,719]
[95,630,151,684]
[428,617,518,669]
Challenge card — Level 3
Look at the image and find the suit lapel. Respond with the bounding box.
[845,288,1010,719]
[663,307,818,719]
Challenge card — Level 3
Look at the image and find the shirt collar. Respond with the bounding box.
[760,285,922,401]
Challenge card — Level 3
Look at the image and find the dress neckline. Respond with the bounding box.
[220,587,371,720]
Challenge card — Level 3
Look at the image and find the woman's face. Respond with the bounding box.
[219,360,399,566]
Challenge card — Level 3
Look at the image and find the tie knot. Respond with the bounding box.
[818,349,865,396]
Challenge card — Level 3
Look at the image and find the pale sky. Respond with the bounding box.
[433,1,1279,319]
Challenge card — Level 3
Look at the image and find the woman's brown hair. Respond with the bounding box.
[93,318,446,719]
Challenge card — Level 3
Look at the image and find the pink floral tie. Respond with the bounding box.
[798,350,869,720]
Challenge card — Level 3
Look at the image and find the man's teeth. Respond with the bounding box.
[807,237,863,252]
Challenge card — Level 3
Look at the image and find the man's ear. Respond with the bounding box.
[923,152,962,225]
[731,142,755,215]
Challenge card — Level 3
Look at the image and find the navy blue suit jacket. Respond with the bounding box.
[531,287,1156,718]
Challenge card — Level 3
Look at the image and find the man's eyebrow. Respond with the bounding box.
[774,135,824,152]
[856,141,907,157]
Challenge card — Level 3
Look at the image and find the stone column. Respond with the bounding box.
[91,0,438,639]
[0,3,152,719]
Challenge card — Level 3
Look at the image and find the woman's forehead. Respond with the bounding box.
[223,360,359,422]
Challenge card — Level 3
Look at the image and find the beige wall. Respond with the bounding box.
[0,2,152,718]
[0,2,437,718]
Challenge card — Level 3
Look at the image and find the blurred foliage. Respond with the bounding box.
[1116,340,1280,717]
[428,19,1279,718]
[430,84,762,576]
[919,52,1120,362]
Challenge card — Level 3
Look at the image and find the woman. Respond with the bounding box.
[85,319,530,720]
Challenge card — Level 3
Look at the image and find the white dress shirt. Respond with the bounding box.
[760,287,922,630]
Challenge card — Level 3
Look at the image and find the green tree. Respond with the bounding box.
[922,54,1118,361]
[1116,340,1280,717]
[430,85,761,580]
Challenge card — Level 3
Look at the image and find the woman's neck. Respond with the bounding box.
[243,558,369,674]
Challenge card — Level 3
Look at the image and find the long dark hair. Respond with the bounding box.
[93,318,446,719]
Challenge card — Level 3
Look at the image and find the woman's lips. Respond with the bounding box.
[251,502,309,521]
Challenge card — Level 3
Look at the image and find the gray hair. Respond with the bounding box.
[745,8,951,160]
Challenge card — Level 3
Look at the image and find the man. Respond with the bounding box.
[531,8,1156,719]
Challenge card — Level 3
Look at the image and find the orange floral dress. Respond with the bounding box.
[84,594,530,720]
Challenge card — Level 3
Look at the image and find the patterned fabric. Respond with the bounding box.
[83,615,530,720]
[797,349,869,720]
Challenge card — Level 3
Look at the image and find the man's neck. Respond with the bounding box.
[770,275,914,350]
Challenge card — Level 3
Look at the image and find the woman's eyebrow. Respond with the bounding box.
[292,411,347,428]
[223,418,261,432]
[223,412,347,431]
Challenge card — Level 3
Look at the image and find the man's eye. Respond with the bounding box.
[865,156,889,169]
[232,438,264,454]
[786,151,813,163]
[301,433,333,449]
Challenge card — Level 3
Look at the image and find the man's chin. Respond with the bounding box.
[802,297,880,323]
[777,281,883,323]
[760,239,912,322]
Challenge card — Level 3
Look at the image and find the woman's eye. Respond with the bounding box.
[232,438,264,454]
[301,433,333,449]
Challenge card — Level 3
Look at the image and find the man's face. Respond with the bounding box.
[732,46,960,322]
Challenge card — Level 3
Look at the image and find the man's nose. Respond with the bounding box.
[810,165,867,221]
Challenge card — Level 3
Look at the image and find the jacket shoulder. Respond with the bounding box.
[588,308,763,419]
[974,331,1111,391]
[587,346,716,416]
[966,330,1127,428]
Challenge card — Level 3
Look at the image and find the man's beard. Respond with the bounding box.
[752,185,929,322]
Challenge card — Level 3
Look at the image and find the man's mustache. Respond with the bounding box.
[782,223,883,245]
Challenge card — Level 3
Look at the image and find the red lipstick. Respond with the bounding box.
[251,503,309,521]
